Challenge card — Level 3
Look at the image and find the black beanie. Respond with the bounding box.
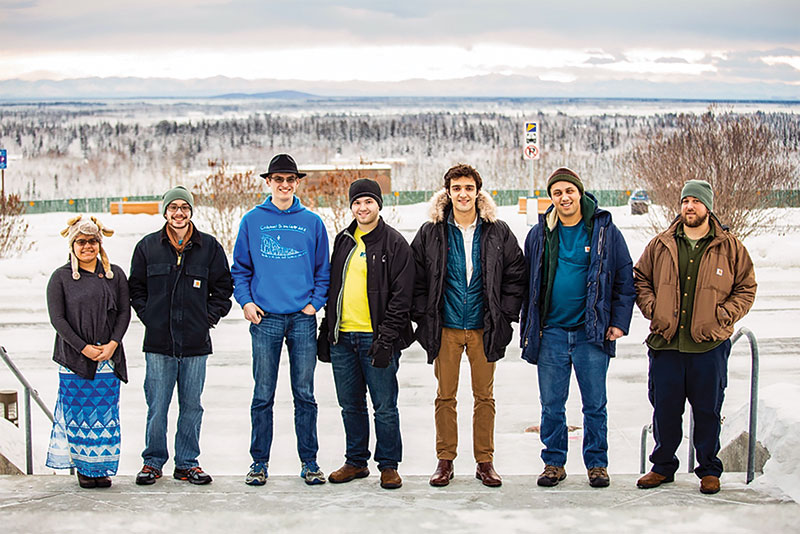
[349,179,383,210]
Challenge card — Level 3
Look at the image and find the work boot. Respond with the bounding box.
[380,468,403,489]
[475,462,502,487]
[700,475,720,495]
[636,470,674,489]
[429,459,454,487]
[587,467,610,488]
[537,465,566,487]
[328,463,369,484]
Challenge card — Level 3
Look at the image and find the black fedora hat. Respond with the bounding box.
[259,153,307,179]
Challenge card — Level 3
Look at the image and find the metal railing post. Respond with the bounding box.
[640,424,651,474]
[0,345,60,475]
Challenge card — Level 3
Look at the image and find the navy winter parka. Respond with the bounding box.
[520,193,635,363]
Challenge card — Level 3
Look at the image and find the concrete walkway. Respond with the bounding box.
[1,474,798,533]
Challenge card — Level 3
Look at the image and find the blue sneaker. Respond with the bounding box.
[300,461,326,485]
[245,462,268,486]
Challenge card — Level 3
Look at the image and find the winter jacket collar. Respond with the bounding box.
[427,189,498,224]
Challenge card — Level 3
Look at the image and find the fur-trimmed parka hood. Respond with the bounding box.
[427,188,498,224]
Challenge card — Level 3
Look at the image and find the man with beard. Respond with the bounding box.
[318,179,414,490]
[634,180,756,495]
[130,186,233,485]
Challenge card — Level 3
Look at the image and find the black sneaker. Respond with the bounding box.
[174,466,213,485]
[135,465,162,486]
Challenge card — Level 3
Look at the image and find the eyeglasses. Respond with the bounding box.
[166,204,192,213]
[269,176,298,184]
[75,238,99,247]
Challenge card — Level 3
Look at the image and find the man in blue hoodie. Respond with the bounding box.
[232,153,331,486]
[520,168,635,489]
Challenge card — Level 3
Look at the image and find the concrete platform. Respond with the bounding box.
[1,474,798,533]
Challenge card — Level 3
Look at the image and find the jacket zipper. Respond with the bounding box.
[333,232,357,344]
[591,225,605,334]
[170,249,186,356]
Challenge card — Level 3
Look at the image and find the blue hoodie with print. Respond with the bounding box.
[232,196,330,314]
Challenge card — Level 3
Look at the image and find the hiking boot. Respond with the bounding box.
[329,463,370,484]
[537,465,567,487]
[245,462,268,486]
[475,462,502,487]
[429,459,454,487]
[587,467,610,488]
[135,465,162,486]
[300,461,326,485]
[636,470,674,489]
[173,466,213,485]
[700,475,720,495]
[380,468,403,489]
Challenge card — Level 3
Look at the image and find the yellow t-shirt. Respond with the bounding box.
[339,227,373,332]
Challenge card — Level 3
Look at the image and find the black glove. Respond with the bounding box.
[368,339,393,368]
[317,321,331,363]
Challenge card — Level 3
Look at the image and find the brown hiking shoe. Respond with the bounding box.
[380,468,403,489]
[537,465,566,487]
[429,459,454,487]
[636,470,674,489]
[700,475,720,494]
[587,467,610,488]
[328,463,369,484]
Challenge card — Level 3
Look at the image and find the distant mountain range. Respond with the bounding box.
[0,75,798,101]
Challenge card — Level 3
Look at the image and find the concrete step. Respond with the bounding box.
[1,474,798,533]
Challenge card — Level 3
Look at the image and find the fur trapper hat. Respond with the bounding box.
[60,215,114,280]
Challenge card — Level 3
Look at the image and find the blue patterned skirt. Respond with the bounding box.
[46,361,121,477]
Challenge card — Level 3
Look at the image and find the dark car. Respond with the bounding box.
[629,189,650,215]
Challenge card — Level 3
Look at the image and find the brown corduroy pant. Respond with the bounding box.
[433,327,496,463]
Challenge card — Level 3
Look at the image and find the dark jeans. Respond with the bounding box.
[330,331,402,471]
[647,339,731,479]
[249,311,319,464]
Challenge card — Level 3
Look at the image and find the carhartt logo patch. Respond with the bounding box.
[193,280,201,288]
[716,269,724,276]
[585,246,591,253]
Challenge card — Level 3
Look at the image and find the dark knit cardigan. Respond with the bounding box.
[46,262,131,382]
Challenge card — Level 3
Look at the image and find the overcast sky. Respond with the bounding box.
[0,0,798,97]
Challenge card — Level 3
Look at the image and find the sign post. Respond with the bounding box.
[523,122,540,195]
[0,149,7,200]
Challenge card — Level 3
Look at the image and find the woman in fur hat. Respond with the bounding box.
[45,215,131,489]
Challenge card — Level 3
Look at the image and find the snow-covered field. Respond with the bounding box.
[1,201,798,504]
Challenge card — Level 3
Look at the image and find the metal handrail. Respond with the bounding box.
[0,345,62,475]
[640,326,760,484]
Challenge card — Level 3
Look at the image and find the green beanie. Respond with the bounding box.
[547,167,584,197]
[680,179,713,212]
[162,185,194,215]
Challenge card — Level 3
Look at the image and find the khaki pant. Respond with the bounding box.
[433,327,496,463]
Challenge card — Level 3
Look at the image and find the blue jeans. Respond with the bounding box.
[142,353,208,470]
[249,311,319,464]
[537,326,610,469]
[648,340,730,479]
[330,331,402,471]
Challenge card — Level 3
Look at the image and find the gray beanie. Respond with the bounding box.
[680,180,713,212]
[162,186,194,215]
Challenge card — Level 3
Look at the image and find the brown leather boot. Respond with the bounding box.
[380,468,403,489]
[429,459,454,487]
[636,470,674,489]
[475,462,502,487]
[700,475,720,494]
[328,463,369,484]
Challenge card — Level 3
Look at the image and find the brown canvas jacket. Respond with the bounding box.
[634,215,757,343]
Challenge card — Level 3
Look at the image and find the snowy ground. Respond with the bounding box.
[1,201,799,512]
